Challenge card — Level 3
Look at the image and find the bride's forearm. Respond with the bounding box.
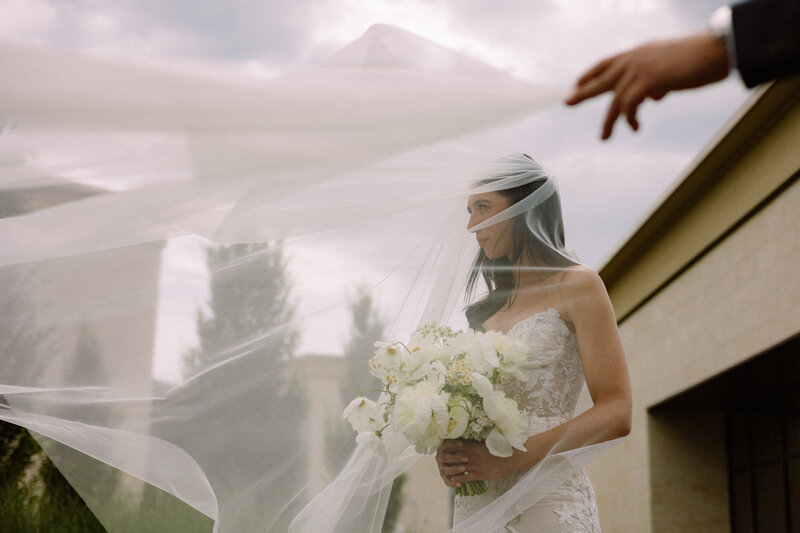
[509,397,631,473]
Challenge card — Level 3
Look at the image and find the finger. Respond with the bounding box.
[444,474,462,488]
[441,453,469,464]
[601,97,621,140]
[613,69,643,133]
[575,56,614,87]
[651,88,668,101]
[601,63,639,139]
[566,58,624,105]
[623,91,643,131]
[439,440,462,454]
[441,464,468,476]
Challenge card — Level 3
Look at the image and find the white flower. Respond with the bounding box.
[343,397,384,433]
[482,391,527,457]
[388,381,449,454]
[469,372,494,398]
[486,331,531,381]
[356,431,385,457]
[369,341,405,385]
[422,360,447,390]
[407,330,436,353]
[450,330,498,373]
[444,393,471,439]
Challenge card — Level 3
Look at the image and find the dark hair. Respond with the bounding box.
[464,164,573,331]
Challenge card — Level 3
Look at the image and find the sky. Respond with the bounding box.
[1,0,753,381]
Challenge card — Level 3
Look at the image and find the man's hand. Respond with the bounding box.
[565,32,730,139]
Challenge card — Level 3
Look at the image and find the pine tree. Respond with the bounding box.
[340,287,386,401]
[158,242,306,531]
[0,265,50,492]
[183,243,297,377]
[331,287,406,533]
[0,284,105,531]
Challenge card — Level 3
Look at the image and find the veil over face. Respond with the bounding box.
[0,25,615,533]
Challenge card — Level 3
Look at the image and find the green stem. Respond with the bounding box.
[454,480,487,497]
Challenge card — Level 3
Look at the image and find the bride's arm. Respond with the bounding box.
[438,267,631,487]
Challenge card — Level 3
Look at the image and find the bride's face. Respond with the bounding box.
[467,191,514,260]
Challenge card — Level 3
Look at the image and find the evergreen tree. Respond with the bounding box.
[158,242,306,531]
[0,265,50,491]
[340,286,386,401]
[329,287,387,469]
[183,243,297,377]
[330,287,407,533]
[0,283,104,531]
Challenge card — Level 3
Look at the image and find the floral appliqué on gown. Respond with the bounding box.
[452,309,601,532]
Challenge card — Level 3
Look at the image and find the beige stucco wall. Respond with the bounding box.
[290,355,348,496]
[289,354,452,531]
[396,454,452,532]
[592,157,800,532]
[591,79,800,532]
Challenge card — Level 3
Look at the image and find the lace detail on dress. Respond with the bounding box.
[452,308,601,532]
[507,308,583,425]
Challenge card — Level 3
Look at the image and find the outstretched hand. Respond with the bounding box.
[565,32,730,139]
[435,439,520,488]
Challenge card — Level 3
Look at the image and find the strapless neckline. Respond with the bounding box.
[505,308,567,336]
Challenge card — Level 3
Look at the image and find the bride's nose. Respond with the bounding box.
[467,210,483,231]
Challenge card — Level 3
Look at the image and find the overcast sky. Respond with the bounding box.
[1,0,754,380]
[0,0,752,265]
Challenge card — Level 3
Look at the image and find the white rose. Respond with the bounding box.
[343,397,384,433]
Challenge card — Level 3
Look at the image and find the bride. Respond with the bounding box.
[436,154,631,532]
[1,26,629,533]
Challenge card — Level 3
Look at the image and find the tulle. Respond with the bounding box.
[0,23,618,533]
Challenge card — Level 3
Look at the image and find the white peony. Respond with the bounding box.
[388,381,449,454]
[486,330,532,381]
[343,397,384,433]
[469,372,494,398]
[450,330,499,373]
[482,391,527,457]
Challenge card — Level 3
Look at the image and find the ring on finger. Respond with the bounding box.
[463,470,469,476]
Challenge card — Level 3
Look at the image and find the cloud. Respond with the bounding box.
[2,0,756,371]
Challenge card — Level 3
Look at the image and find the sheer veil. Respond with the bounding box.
[0,24,618,532]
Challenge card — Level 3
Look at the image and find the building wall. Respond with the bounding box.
[396,455,452,532]
[592,79,800,532]
[289,354,452,531]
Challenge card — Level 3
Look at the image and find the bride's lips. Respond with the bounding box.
[477,237,487,247]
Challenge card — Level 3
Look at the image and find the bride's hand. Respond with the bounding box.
[436,439,518,488]
[435,440,470,488]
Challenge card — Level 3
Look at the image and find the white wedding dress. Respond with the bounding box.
[453,309,601,532]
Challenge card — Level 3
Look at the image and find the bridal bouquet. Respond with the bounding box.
[343,322,532,496]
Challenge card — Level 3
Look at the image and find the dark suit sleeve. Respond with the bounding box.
[732,0,800,87]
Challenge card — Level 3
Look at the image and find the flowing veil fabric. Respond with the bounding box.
[0,25,615,532]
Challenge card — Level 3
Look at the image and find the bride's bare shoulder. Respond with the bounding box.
[557,265,609,308]
[559,264,603,289]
